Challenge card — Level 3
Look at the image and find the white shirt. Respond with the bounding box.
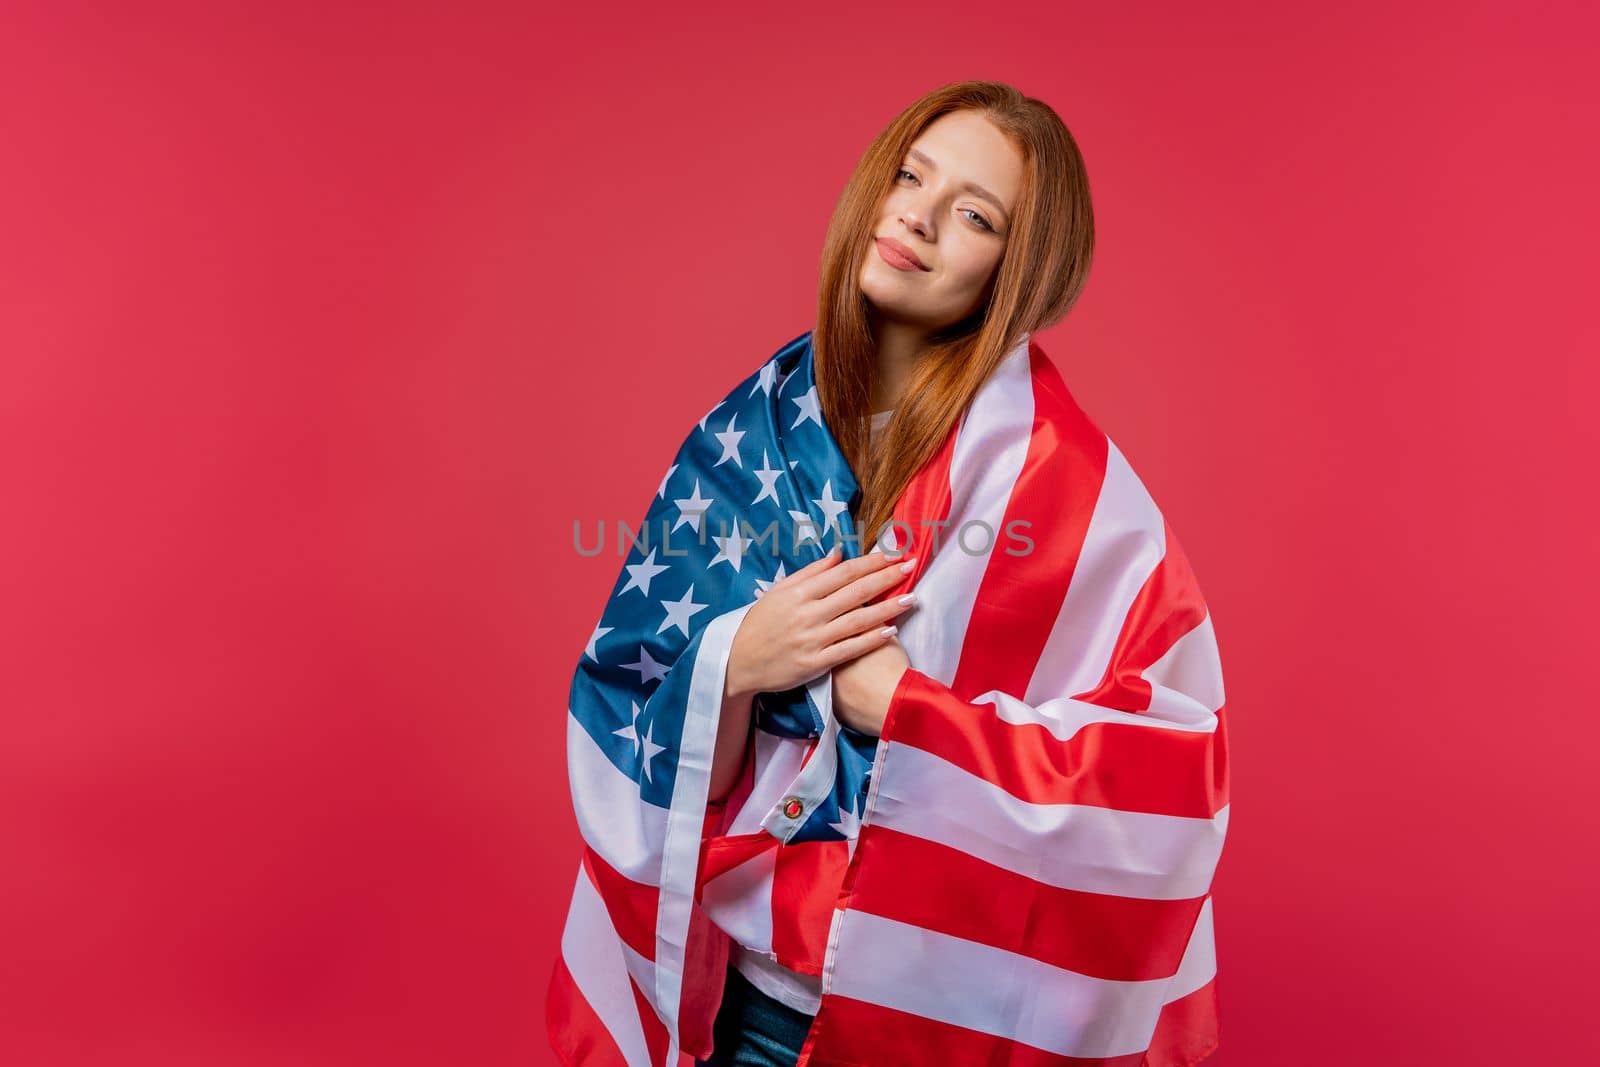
[731,941,823,1014]
[868,407,894,453]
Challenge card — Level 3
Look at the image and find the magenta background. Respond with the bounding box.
[2,2,1596,1064]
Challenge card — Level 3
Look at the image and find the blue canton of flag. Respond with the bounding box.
[570,331,881,847]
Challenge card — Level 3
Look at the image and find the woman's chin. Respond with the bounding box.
[859,279,926,323]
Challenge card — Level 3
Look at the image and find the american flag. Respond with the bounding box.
[548,330,1230,1066]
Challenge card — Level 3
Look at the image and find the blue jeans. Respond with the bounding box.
[696,964,814,1067]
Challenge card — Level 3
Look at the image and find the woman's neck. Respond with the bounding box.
[871,319,926,414]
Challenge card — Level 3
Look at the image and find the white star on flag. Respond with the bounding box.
[612,701,667,783]
[790,384,823,429]
[750,360,778,397]
[620,547,670,597]
[752,450,784,506]
[657,583,710,638]
[754,560,790,597]
[813,479,850,538]
[657,463,679,499]
[713,412,747,469]
[672,479,714,534]
[620,645,668,685]
[612,700,644,746]
[585,624,613,662]
[709,522,753,574]
[638,720,666,782]
[788,509,823,548]
[829,796,862,851]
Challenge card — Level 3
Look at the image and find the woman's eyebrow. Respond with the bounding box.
[906,147,1011,220]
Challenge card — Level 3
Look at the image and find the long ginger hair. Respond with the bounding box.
[815,80,1096,549]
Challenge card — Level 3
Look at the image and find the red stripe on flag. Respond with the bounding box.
[953,344,1108,703]
[843,827,1207,981]
[546,952,629,1066]
[1146,974,1221,1067]
[628,968,672,1067]
[580,844,659,963]
[679,900,732,1062]
[696,830,779,900]
[884,667,1227,818]
[799,992,1149,1067]
[880,401,959,594]
[1077,519,1210,713]
[770,837,848,973]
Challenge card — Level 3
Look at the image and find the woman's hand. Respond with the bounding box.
[832,637,911,737]
[708,544,918,802]
[725,544,919,700]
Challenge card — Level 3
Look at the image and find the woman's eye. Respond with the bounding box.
[899,168,994,233]
[962,208,995,232]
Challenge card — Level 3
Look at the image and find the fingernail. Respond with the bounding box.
[879,625,898,637]
[899,557,917,573]
[898,593,917,606]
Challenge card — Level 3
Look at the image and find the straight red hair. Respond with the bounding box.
[813,80,1096,549]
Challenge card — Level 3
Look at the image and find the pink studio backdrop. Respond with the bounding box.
[2,2,1595,1064]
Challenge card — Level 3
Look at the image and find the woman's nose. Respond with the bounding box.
[900,204,932,238]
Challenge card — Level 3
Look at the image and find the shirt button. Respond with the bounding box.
[782,797,804,819]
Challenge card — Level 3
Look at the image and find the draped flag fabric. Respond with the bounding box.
[547,329,1230,1066]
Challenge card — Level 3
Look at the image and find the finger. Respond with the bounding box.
[817,556,916,619]
[817,622,900,670]
[817,591,917,647]
[805,545,907,601]
[779,544,844,586]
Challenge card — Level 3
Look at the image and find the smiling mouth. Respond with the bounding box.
[875,237,930,272]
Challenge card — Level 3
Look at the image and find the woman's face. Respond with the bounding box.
[858,109,1024,334]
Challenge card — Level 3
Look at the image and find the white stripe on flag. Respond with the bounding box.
[700,843,778,954]
[726,729,809,836]
[1145,612,1227,719]
[979,683,1220,741]
[619,940,661,1019]
[1026,439,1166,706]
[654,601,756,1067]
[894,334,1034,688]
[870,745,1229,901]
[827,909,1168,1059]
[1165,894,1218,1003]
[566,707,667,883]
[560,863,654,1067]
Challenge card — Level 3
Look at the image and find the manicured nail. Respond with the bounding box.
[898,593,917,606]
[879,625,898,637]
[899,557,917,573]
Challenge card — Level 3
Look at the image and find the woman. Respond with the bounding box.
[550,80,1228,1067]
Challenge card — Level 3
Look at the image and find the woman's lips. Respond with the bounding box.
[875,237,928,272]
